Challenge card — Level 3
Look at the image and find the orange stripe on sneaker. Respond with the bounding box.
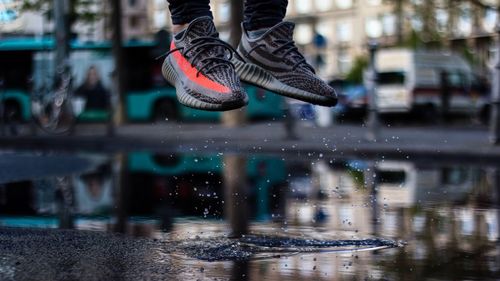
[171,41,231,94]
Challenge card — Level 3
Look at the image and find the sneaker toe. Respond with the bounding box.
[282,75,338,106]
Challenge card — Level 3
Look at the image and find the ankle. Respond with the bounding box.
[246,28,268,39]
[172,24,189,35]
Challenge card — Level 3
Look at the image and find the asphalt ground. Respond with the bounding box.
[0,228,178,281]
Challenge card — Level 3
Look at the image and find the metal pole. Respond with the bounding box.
[366,162,379,236]
[53,0,70,80]
[283,102,297,140]
[366,41,380,142]
[109,0,125,136]
[113,153,128,233]
[222,0,249,238]
[440,70,450,124]
[223,155,249,238]
[0,79,4,136]
[490,24,500,145]
[222,0,245,127]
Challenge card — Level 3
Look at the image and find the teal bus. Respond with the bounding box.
[0,37,284,123]
[127,152,287,220]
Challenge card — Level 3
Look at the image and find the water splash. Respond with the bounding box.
[179,235,403,262]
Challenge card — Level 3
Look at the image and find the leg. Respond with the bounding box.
[243,0,288,31]
[167,0,213,33]
[161,1,248,111]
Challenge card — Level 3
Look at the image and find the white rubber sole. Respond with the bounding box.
[233,57,337,107]
[162,58,248,111]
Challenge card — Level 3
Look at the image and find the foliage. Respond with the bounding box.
[385,0,497,48]
[19,0,102,25]
[345,56,368,84]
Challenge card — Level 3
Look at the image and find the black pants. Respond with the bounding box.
[167,0,288,31]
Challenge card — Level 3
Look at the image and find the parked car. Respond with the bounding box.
[329,79,367,120]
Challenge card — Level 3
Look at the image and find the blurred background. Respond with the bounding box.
[0,0,498,129]
[1,1,500,281]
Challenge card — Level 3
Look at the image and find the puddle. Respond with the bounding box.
[0,151,499,280]
[178,235,402,262]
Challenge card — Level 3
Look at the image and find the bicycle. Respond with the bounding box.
[31,63,78,135]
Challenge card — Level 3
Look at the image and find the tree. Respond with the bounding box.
[385,0,497,46]
[345,56,368,84]
[20,0,102,28]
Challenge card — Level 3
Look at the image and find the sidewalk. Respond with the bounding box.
[0,122,499,165]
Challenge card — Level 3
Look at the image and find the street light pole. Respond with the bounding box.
[0,79,4,136]
[222,0,245,127]
[110,0,125,136]
[490,24,500,145]
[53,0,70,80]
[366,41,380,142]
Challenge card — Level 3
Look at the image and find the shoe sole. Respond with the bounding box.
[162,58,248,112]
[233,57,337,107]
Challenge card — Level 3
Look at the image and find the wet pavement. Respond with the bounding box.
[2,122,500,164]
[0,150,499,280]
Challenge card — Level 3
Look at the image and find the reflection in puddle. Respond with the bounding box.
[0,151,499,280]
[179,235,401,262]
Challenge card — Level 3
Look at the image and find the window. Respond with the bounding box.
[457,3,472,36]
[441,168,468,185]
[315,0,333,12]
[483,8,497,33]
[411,15,423,31]
[382,14,396,36]
[378,171,406,185]
[336,21,352,43]
[129,16,139,28]
[367,0,381,5]
[378,71,406,85]
[0,9,17,23]
[295,24,313,44]
[365,17,383,38]
[446,72,467,89]
[436,9,449,33]
[337,49,352,74]
[315,19,334,43]
[335,0,353,9]
[154,12,166,29]
[295,0,312,14]
[217,1,230,23]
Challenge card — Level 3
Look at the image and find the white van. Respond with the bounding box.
[375,49,489,117]
[375,161,476,208]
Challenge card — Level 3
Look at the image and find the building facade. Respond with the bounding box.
[209,0,499,79]
[2,0,499,77]
[0,0,152,42]
[0,0,47,36]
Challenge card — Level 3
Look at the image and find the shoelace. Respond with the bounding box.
[163,33,240,77]
[248,38,314,72]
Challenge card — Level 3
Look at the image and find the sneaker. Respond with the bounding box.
[234,22,337,107]
[162,17,248,111]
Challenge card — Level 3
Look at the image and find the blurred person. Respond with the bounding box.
[162,0,337,111]
[75,168,113,215]
[75,66,110,111]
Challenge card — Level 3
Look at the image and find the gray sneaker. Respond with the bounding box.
[234,21,337,107]
[162,17,248,111]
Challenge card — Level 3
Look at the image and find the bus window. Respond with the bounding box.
[0,51,32,90]
[125,47,168,91]
[378,71,405,85]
